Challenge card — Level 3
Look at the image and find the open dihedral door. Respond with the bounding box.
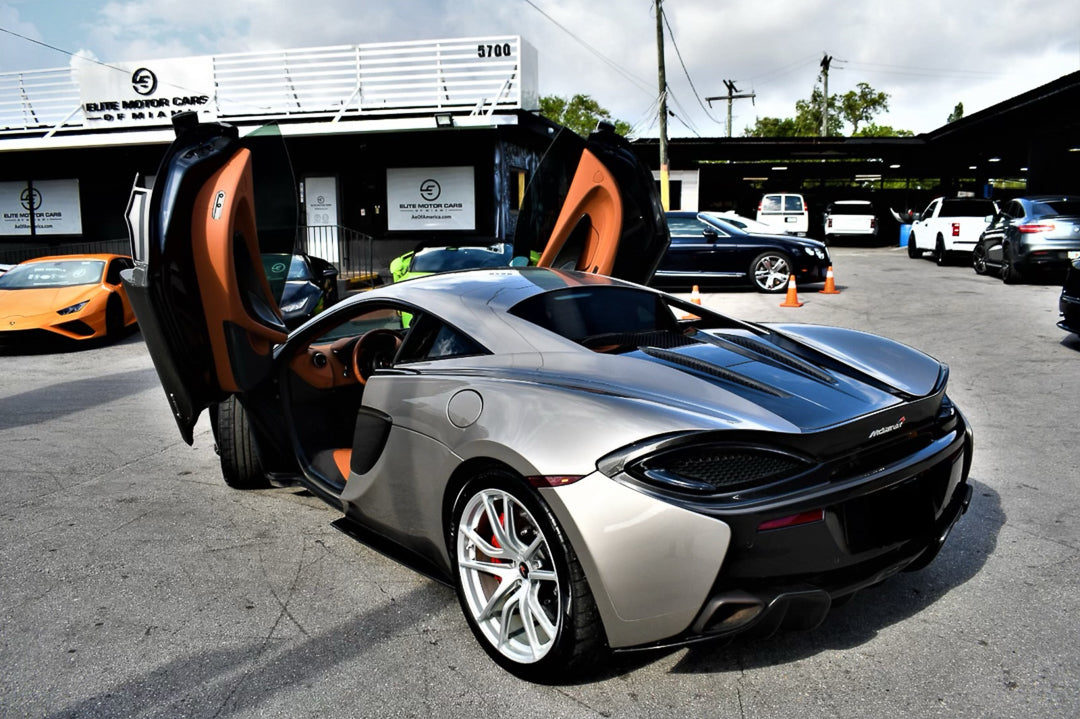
[123,114,289,444]
[518,123,670,286]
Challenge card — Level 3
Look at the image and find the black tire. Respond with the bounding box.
[749,252,793,293]
[212,395,272,489]
[1001,244,1023,284]
[449,470,606,682]
[972,245,988,275]
[934,235,948,266]
[907,231,922,258]
[105,296,124,338]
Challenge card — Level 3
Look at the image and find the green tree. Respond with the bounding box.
[840,82,890,134]
[744,81,907,137]
[947,102,964,123]
[743,116,802,137]
[854,123,915,137]
[539,94,631,137]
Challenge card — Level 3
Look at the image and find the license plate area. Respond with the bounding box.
[841,475,935,554]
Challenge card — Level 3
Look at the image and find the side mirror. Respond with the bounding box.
[702,227,719,240]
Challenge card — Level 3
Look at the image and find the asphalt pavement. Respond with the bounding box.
[1,245,1077,718]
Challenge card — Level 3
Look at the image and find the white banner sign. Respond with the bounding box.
[387,167,476,231]
[77,57,216,129]
[0,180,83,236]
[304,176,339,263]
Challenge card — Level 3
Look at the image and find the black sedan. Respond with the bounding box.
[654,212,831,293]
[973,195,1080,283]
[1059,257,1080,335]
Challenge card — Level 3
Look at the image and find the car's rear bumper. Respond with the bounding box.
[547,407,973,650]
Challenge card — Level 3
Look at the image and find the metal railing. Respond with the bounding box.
[0,227,392,289]
[1,36,534,135]
[0,238,129,265]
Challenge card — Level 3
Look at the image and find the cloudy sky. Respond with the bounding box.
[2,0,1079,137]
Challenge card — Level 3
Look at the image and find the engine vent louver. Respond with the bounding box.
[709,333,836,384]
[641,346,789,397]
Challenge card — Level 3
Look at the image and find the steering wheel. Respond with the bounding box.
[351,329,402,384]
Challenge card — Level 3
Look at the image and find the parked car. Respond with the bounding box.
[756,192,809,236]
[261,253,339,328]
[389,241,517,283]
[1058,257,1080,335]
[122,115,971,682]
[0,254,136,345]
[655,211,830,293]
[972,195,1080,283]
[823,200,877,242]
[908,197,997,264]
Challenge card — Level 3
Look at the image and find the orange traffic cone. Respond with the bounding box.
[779,275,804,307]
[682,285,702,319]
[819,266,840,294]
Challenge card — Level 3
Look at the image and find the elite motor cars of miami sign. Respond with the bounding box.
[387,167,476,231]
[76,57,216,129]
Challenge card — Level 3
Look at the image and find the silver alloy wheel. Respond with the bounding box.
[752,253,791,292]
[456,488,561,664]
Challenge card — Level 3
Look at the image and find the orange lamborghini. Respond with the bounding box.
[0,254,137,344]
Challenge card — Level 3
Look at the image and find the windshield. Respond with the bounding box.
[410,244,513,273]
[0,259,105,289]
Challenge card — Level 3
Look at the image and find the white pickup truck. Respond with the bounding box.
[908,196,998,264]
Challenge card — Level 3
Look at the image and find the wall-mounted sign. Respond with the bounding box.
[76,57,216,129]
[387,167,476,231]
[304,176,339,263]
[0,180,83,236]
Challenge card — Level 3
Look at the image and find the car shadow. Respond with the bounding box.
[1059,333,1080,351]
[0,364,161,430]
[664,477,1001,675]
[0,325,141,355]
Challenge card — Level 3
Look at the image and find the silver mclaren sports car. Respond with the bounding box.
[123,115,972,682]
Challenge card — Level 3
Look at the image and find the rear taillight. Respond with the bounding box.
[870,218,877,229]
[827,218,833,227]
[757,201,762,212]
[1018,223,1055,234]
[758,509,825,531]
[951,222,960,237]
[802,200,808,211]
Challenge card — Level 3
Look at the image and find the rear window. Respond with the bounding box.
[828,203,873,215]
[509,286,675,342]
[939,199,996,217]
[784,195,805,212]
[1030,199,1080,217]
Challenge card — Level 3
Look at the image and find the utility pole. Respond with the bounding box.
[706,80,756,138]
[655,0,669,211]
[820,53,832,136]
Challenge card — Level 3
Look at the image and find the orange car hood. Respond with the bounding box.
[0,285,98,320]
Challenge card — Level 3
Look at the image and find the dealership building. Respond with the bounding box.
[3,35,1079,276]
[0,36,560,279]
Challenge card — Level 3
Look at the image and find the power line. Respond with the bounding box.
[518,0,655,96]
[0,25,127,75]
[659,7,722,126]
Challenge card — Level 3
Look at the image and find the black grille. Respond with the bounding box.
[640,447,809,494]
